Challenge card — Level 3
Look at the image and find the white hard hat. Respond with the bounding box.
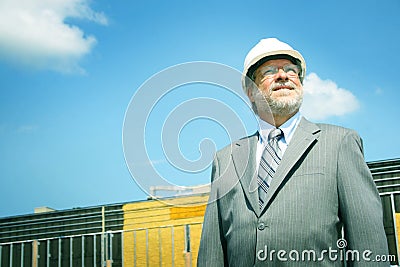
[242,38,306,92]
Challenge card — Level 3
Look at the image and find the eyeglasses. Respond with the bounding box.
[255,64,301,80]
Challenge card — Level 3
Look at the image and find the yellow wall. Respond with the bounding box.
[122,194,208,267]
[396,213,400,255]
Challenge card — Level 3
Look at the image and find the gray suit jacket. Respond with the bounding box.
[197,118,389,266]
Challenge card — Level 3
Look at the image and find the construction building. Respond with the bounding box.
[0,158,399,266]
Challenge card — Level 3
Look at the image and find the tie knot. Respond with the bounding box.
[268,128,283,141]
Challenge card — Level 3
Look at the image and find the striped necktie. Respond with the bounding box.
[258,128,283,209]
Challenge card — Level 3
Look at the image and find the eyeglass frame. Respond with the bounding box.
[246,54,304,83]
[253,64,301,81]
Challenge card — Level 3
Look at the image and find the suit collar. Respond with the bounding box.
[231,133,261,217]
[230,118,321,217]
[258,112,301,146]
[260,117,320,214]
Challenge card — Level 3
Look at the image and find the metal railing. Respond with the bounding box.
[0,223,201,267]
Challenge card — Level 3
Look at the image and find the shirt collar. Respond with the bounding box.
[258,112,301,145]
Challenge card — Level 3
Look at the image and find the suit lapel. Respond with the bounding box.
[231,134,261,217]
[260,118,321,214]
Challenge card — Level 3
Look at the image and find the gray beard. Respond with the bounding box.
[266,90,303,116]
[251,82,303,117]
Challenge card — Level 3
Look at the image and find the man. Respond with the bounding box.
[197,38,389,266]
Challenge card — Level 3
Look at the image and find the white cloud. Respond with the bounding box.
[0,0,107,73]
[301,72,360,120]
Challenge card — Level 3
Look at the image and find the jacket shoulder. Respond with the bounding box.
[215,132,257,157]
[315,122,358,137]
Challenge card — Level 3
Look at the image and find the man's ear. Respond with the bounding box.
[246,85,255,102]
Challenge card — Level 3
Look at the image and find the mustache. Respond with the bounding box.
[269,81,297,91]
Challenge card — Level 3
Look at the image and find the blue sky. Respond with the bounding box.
[0,0,399,217]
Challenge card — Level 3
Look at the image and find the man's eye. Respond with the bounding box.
[284,65,299,74]
[262,69,276,76]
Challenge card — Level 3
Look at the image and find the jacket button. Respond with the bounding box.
[258,222,266,230]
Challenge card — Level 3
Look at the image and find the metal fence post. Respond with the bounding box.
[82,235,85,267]
[21,243,24,267]
[171,227,174,267]
[94,235,97,267]
[9,243,13,267]
[184,225,192,267]
[133,231,137,267]
[121,232,124,267]
[109,232,113,266]
[146,229,149,267]
[58,238,62,267]
[46,240,50,267]
[70,237,73,267]
[158,228,162,267]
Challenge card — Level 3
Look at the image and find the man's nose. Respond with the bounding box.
[275,68,289,81]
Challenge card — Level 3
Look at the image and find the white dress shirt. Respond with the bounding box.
[255,112,302,172]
